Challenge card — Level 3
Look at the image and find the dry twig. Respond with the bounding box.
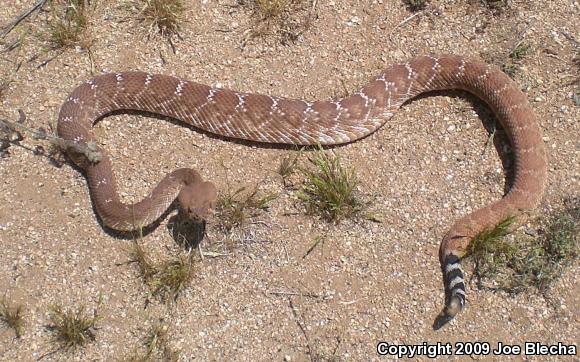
[0,0,49,38]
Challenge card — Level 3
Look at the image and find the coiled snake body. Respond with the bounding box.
[57,55,548,328]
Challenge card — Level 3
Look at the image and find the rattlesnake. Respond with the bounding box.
[57,54,548,328]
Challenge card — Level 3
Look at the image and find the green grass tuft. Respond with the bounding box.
[298,147,363,222]
[470,208,578,294]
[150,256,194,301]
[0,297,25,338]
[509,42,530,61]
[469,216,517,278]
[514,209,579,292]
[47,303,100,350]
[542,210,578,259]
[501,42,530,79]
[500,63,518,78]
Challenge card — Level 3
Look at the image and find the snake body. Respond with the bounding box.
[57,55,548,328]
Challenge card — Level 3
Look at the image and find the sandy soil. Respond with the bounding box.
[0,0,578,361]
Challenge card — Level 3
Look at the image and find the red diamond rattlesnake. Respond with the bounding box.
[57,54,548,328]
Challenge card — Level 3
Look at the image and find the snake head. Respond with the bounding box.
[178,181,217,222]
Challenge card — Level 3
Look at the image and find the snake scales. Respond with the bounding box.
[57,54,548,328]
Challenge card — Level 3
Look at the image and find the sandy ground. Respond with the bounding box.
[0,0,578,361]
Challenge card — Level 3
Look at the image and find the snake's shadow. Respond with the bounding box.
[406,89,515,194]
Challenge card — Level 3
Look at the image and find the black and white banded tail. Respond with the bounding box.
[433,254,466,330]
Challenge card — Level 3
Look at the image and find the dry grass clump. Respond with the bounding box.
[404,0,429,12]
[253,0,296,18]
[0,297,25,338]
[240,0,314,45]
[48,0,93,50]
[481,0,509,12]
[298,148,363,222]
[137,0,185,38]
[245,0,315,23]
